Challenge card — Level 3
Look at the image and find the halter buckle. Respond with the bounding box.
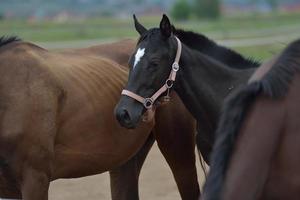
[172,62,179,71]
[143,98,153,109]
[165,79,173,89]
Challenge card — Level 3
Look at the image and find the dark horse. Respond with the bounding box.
[115,14,259,168]
[203,39,300,200]
[0,36,200,200]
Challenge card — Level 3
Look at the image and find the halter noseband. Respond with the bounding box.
[121,37,182,121]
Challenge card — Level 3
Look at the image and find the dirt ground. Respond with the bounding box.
[49,143,206,200]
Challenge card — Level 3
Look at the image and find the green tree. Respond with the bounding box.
[194,0,220,19]
[171,0,191,20]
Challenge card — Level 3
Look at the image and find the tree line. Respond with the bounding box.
[171,0,280,20]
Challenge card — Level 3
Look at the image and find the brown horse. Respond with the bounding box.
[0,37,199,200]
[203,39,300,200]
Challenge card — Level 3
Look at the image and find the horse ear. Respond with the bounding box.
[133,14,147,35]
[160,14,172,38]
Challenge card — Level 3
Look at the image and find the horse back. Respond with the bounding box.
[61,39,136,66]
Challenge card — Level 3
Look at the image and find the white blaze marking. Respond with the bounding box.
[133,48,145,69]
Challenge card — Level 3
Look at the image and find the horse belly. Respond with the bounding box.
[52,93,153,179]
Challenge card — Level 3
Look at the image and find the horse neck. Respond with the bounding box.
[175,44,254,127]
[175,30,260,69]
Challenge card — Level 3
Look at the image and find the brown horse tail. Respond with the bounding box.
[202,82,262,200]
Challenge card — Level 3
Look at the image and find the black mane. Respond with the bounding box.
[0,36,21,48]
[203,38,300,200]
[173,28,260,69]
[137,27,260,69]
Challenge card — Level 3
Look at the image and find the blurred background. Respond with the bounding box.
[0,0,299,199]
[1,0,300,60]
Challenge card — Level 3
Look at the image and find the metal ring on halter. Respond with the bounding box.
[172,62,179,71]
[143,98,153,109]
[165,79,173,89]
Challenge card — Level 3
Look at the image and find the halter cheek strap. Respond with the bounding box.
[121,37,182,121]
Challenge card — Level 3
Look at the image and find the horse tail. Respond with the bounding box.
[202,82,262,200]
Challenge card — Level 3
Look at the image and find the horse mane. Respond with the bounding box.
[203,38,300,200]
[172,27,260,69]
[137,27,260,68]
[0,36,21,48]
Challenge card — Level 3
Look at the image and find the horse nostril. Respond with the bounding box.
[121,109,132,124]
[115,106,136,129]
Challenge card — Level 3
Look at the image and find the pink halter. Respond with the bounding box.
[121,36,182,121]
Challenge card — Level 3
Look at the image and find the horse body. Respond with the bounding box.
[60,39,200,199]
[204,39,300,200]
[0,38,200,200]
[0,41,153,198]
[115,15,258,165]
[159,40,254,165]
[48,53,152,178]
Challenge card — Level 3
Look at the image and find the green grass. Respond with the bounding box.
[234,43,286,61]
[0,12,297,62]
[0,12,300,42]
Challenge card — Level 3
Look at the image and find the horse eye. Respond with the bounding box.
[149,61,159,67]
[146,63,157,71]
[151,62,159,67]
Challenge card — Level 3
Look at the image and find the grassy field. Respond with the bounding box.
[1,12,299,60]
[234,43,285,61]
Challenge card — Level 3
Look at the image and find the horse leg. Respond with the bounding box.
[0,140,52,200]
[10,136,54,200]
[4,113,55,200]
[109,133,155,200]
[1,140,53,200]
[153,108,200,200]
[21,167,50,200]
[0,166,21,199]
